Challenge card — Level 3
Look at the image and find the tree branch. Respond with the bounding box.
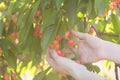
[115,63,119,80]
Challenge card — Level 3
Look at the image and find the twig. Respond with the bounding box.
[99,32,119,37]
[83,17,87,32]
[115,63,119,80]
[90,24,119,37]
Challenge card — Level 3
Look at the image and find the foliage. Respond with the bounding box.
[0,0,120,80]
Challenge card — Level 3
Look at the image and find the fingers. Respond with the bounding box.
[71,30,86,39]
[49,49,59,59]
[46,49,57,68]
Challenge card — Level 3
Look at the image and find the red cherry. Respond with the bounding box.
[4,22,8,28]
[65,30,71,38]
[68,39,75,46]
[4,74,9,80]
[56,50,64,56]
[52,40,59,46]
[56,35,62,41]
[116,0,120,3]
[15,33,19,39]
[34,26,40,36]
[10,32,16,39]
[36,10,41,17]
[10,32,19,39]
[89,27,95,35]
[110,2,117,10]
[12,18,17,24]
[38,32,43,38]
[11,73,16,79]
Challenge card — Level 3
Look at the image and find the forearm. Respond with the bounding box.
[70,64,107,80]
[104,41,120,64]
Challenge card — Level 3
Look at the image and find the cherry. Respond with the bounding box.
[110,2,117,10]
[34,26,40,37]
[56,35,62,41]
[56,50,64,56]
[10,32,19,39]
[4,22,8,28]
[89,27,95,35]
[50,41,60,49]
[38,32,43,38]
[115,0,120,3]
[52,40,59,46]
[68,39,75,46]
[12,18,17,24]
[36,10,41,17]
[4,74,9,80]
[65,30,71,38]
[11,73,16,79]
[103,10,107,16]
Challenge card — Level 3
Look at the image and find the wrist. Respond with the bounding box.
[69,64,87,80]
[103,40,120,64]
[71,64,107,80]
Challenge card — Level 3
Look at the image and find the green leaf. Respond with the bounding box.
[46,72,60,80]
[41,25,57,50]
[20,0,41,45]
[77,0,89,14]
[95,0,105,17]
[87,0,97,19]
[41,9,57,32]
[93,65,100,73]
[4,49,17,69]
[0,20,4,35]
[55,0,63,10]
[0,39,9,56]
[63,0,77,26]
[111,14,120,34]
[33,67,51,80]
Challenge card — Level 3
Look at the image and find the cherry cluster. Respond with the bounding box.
[33,10,43,38]
[110,0,120,10]
[3,73,16,80]
[49,30,75,56]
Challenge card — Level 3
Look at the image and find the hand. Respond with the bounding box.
[70,30,105,64]
[46,48,107,80]
[46,48,87,79]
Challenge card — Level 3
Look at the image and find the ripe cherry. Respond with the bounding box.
[12,18,17,24]
[65,30,71,38]
[10,32,19,39]
[34,26,40,37]
[38,32,43,38]
[56,50,64,56]
[36,10,41,17]
[68,39,75,46]
[52,40,59,46]
[110,2,117,10]
[4,74,9,80]
[11,73,16,79]
[56,35,62,41]
[115,0,120,3]
[89,27,95,35]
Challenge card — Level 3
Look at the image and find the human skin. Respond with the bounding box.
[70,30,120,64]
[46,30,120,80]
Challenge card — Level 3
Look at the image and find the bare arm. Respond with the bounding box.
[104,41,120,64]
[47,49,107,80]
[71,30,120,64]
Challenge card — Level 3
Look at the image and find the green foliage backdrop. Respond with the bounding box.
[0,0,120,80]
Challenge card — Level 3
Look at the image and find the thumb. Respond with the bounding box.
[49,49,59,59]
[71,30,86,39]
